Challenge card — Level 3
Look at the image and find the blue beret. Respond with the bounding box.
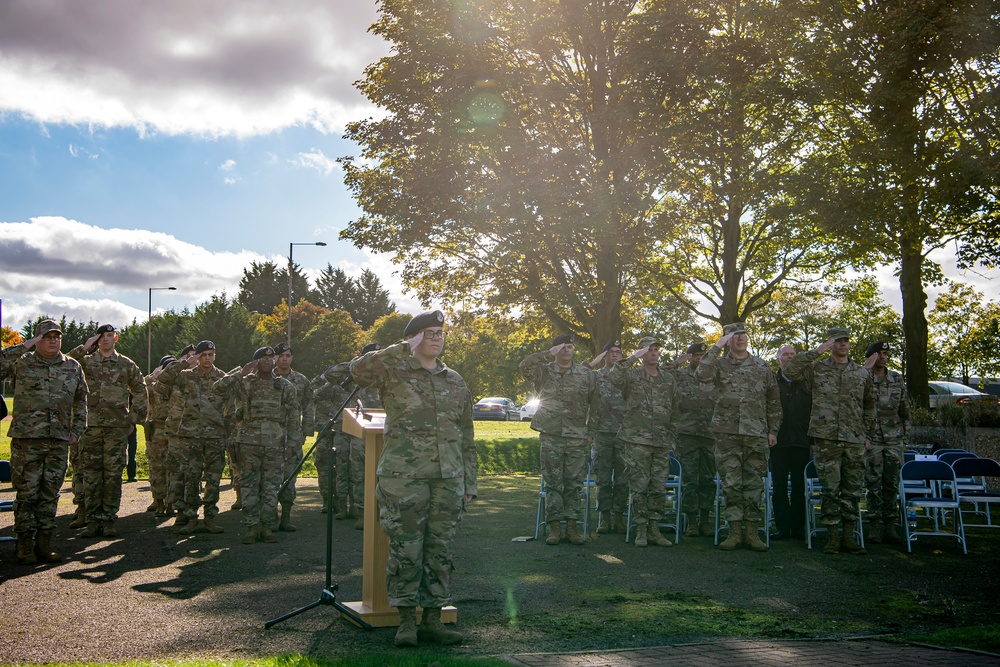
[179,343,196,356]
[403,310,445,338]
[273,342,291,355]
[865,341,890,357]
[253,346,275,360]
[361,342,380,354]
[603,339,621,352]
[195,340,216,354]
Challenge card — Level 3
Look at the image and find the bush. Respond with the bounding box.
[475,438,540,475]
[930,402,1000,428]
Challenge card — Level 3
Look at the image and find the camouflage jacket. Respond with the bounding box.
[69,346,148,428]
[871,369,910,448]
[0,343,88,441]
[277,368,316,443]
[608,358,679,448]
[593,366,626,435]
[160,382,186,437]
[350,342,477,495]
[696,346,782,438]
[670,362,717,437]
[519,351,599,439]
[144,374,169,425]
[312,362,352,426]
[215,370,302,446]
[158,361,228,439]
[784,350,875,445]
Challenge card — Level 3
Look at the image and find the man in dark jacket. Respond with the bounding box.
[771,345,812,540]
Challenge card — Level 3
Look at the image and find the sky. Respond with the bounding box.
[0,1,996,334]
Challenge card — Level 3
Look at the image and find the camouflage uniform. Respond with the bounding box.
[351,385,383,515]
[276,368,315,508]
[144,373,171,504]
[608,357,679,526]
[312,367,351,509]
[696,346,781,522]
[785,350,875,527]
[0,342,88,534]
[160,381,186,511]
[69,345,148,525]
[215,369,301,529]
[351,342,477,608]
[670,362,718,519]
[592,367,628,517]
[519,351,599,523]
[865,369,910,523]
[158,361,228,523]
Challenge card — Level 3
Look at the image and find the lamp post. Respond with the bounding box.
[147,286,177,373]
[287,241,326,347]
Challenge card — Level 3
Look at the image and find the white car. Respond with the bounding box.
[928,381,999,409]
[519,399,540,421]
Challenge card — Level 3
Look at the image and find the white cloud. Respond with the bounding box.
[3,295,148,334]
[290,149,339,175]
[0,2,389,137]
[219,159,236,171]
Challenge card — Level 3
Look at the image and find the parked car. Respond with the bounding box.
[519,398,540,422]
[472,397,520,421]
[928,381,1000,409]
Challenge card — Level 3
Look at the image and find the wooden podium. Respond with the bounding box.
[340,407,457,627]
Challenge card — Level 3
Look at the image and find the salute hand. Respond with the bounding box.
[407,331,425,353]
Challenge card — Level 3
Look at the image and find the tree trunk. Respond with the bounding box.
[899,243,930,409]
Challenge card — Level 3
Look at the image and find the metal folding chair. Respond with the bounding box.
[953,457,1000,532]
[0,460,14,543]
[899,460,967,554]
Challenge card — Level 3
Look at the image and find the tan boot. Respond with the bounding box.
[597,512,612,534]
[146,500,158,512]
[418,606,463,645]
[744,522,768,552]
[394,606,418,647]
[545,520,562,545]
[69,504,87,529]
[565,521,585,545]
[153,499,167,517]
[34,529,61,563]
[634,523,648,547]
[201,516,224,534]
[648,522,673,547]
[241,524,260,544]
[699,514,714,537]
[279,504,297,532]
[685,513,700,538]
[718,521,743,550]
[259,523,279,543]
[613,513,628,534]
[168,515,189,533]
[102,520,119,538]
[80,522,102,538]
[866,522,883,544]
[178,516,199,535]
[334,502,349,520]
[841,522,867,555]
[164,503,176,517]
[353,514,365,530]
[231,488,243,511]
[16,533,37,565]
[823,525,842,554]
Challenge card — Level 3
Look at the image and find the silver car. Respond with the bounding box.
[928,381,1000,409]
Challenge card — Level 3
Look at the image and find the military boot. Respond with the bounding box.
[16,533,37,565]
[146,500,158,512]
[744,522,768,552]
[102,520,119,538]
[648,522,673,547]
[866,522,883,544]
[242,524,260,544]
[699,513,714,538]
[823,525,842,554]
[353,514,365,530]
[153,499,167,517]
[718,521,743,551]
[201,516,224,533]
[231,488,243,511]
[168,515,190,533]
[418,606,463,645]
[394,607,418,647]
[80,522,102,538]
[279,504,297,532]
[613,513,628,534]
[685,512,700,538]
[259,524,279,543]
[69,504,87,529]
[841,522,867,555]
[178,516,200,535]
[884,522,902,544]
[565,520,585,545]
[597,512,612,534]
[634,523,648,547]
[34,529,61,563]
[545,520,562,545]
[334,502,350,520]
[164,503,176,517]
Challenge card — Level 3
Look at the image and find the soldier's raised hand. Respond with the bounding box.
[716,332,734,349]
[241,359,258,376]
[816,338,836,355]
[629,345,650,361]
[407,331,425,353]
[548,343,566,357]
[84,333,101,352]
[22,334,42,350]
[863,353,878,370]
[589,350,607,368]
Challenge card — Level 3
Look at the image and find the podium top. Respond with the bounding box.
[342,407,386,438]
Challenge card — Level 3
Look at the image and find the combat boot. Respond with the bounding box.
[744,522,768,552]
[102,520,119,538]
[613,513,628,534]
[80,522,102,538]
[178,516,200,534]
[168,515,189,533]
[201,516,224,533]
[823,525,842,554]
[16,533,37,565]
[153,499,167,517]
[418,606,463,645]
[241,524,260,544]
[231,488,243,511]
[394,607,418,647]
[648,522,673,547]
[279,504,297,532]
[69,504,87,529]
[565,520,585,545]
[884,522,902,544]
[866,522,883,544]
[699,514,714,538]
[34,529,61,563]
[259,524,279,543]
[597,512,612,534]
[841,522,867,555]
[545,521,562,545]
[334,503,350,520]
[718,521,743,550]
[146,500,158,512]
[685,512,700,538]
[634,523,648,547]
[164,503,176,517]
[354,514,365,530]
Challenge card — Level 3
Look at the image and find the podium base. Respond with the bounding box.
[340,602,457,628]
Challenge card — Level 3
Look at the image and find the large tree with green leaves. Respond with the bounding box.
[180,293,264,371]
[237,260,315,315]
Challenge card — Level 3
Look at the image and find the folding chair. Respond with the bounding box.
[533,459,596,540]
[937,451,978,467]
[712,468,771,547]
[903,450,916,464]
[899,460,967,554]
[1,460,14,543]
[804,460,864,550]
[931,448,967,458]
[953,457,1000,531]
[625,453,683,543]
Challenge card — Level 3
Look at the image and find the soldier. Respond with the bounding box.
[68,324,149,538]
[609,336,679,548]
[771,345,812,540]
[670,342,717,538]
[161,343,195,518]
[696,322,781,552]
[588,340,628,534]
[351,343,383,529]
[862,341,910,544]
[158,340,228,534]
[143,355,175,517]
[350,310,477,648]
[520,333,599,546]
[785,326,875,555]
[0,320,88,565]
[215,346,300,544]
[312,360,353,515]
[272,342,315,532]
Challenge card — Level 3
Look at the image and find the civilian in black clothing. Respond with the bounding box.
[771,345,812,539]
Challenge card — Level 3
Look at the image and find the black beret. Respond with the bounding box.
[552,333,575,347]
[687,342,708,354]
[157,355,175,369]
[253,346,275,360]
[603,339,621,352]
[179,343,196,357]
[403,310,445,338]
[195,340,216,354]
[865,341,890,358]
[95,324,116,336]
[361,342,380,354]
[273,342,291,355]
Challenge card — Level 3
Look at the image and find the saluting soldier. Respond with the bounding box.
[272,342,315,532]
[350,343,383,529]
[589,340,628,534]
[143,355,176,517]
[311,361,352,514]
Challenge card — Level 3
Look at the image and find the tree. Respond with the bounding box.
[296,310,364,378]
[21,316,97,352]
[2,326,24,347]
[928,282,1000,385]
[746,286,832,360]
[237,260,315,315]
[352,269,397,329]
[359,312,413,350]
[114,310,191,373]
[255,300,330,347]
[828,277,903,368]
[315,264,359,313]
[637,293,709,359]
[180,293,264,370]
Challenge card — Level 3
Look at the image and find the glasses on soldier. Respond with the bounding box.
[422,330,445,340]
[41,333,62,340]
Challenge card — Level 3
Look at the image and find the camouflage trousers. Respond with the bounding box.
[238,443,284,527]
[715,433,768,522]
[147,420,169,501]
[169,437,225,520]
[333,432,354,507]
[864,443,903,523]
[9,438,69,534]
[623,442,671,525]
[813,437,865,527]
[226,439,241,491]
[315,435,336,507]
[676,433,717,515]
[277,438,304,506]
[79,426,129,522]
[376,475,465,608]
[350,434,366,511]
[70,437,84,506]
[593,431,628,514]
[539,433,588,522]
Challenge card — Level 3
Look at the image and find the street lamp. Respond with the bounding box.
[288,241,326,347]
[147,286,177,373]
